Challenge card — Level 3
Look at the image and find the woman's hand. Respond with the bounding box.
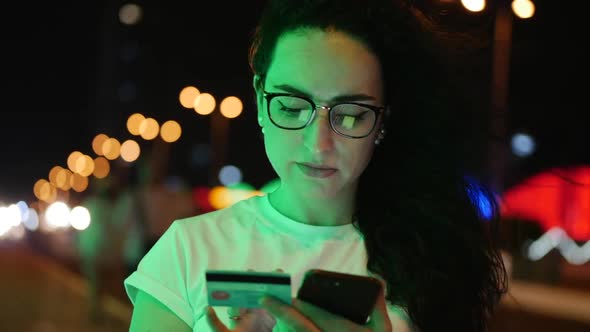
[207,306,275,332]
[260,286,393,332]
[205,268,283,332]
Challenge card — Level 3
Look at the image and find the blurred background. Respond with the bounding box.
[0,0,588,331]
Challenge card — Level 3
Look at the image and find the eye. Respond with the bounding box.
[273,96,311,117]
[333,111,370,127]
[278,102,305,113]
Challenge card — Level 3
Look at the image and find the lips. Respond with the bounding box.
[297,163,337,178]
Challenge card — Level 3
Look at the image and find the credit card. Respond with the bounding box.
[205,270,292,308]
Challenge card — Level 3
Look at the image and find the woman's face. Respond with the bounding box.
[255,28,384,199]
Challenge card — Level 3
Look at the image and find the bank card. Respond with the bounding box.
[205,270,292,308]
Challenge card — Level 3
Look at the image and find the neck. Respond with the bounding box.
[268,187,356,226]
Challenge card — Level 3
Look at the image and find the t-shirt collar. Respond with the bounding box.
[254,194,359,241]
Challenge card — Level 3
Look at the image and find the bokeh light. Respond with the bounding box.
[0,207,16,236]
[102,138,122,160]
[160,120,182,143]
[56,168,73,190]
[139,117,160,140]
[75,154,95,177]
[70,173,89,193]
[228,182,261,203]
[69,206,91,230]
[22,208,39,231]
[93,157,110,178]
[219,96,243,119]
[37,181,57,203]
[179,86,200,109]
[511,133,536,157]
[120,139,141,162]
[512,0,535,19]
[67,151,84,173]
[33,179,49,201]
[16,201,29,221]
[45,201,70,228]
[209,186,232,210]
[92,133,109,155]
[461,0,485,12]
[127,113,145,136]
[48,166,63,187]
[119,3,142,25]
[218,165,242,186]
[5,204,22,227]
[194,93,216,115]
[192,186,213,212]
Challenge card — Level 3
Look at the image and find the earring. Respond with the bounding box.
[258,116,264,134]
[374,128,386,145]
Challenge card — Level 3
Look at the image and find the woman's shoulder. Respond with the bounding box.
[149,195,266,259]
[173,194,264,230]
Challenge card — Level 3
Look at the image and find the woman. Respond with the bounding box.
[125,0,507,331]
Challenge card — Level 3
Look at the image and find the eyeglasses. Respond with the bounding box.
[263,91,386,138]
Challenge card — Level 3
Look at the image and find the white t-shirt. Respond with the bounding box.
[124,194,410,331]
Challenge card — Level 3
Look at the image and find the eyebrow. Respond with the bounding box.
[271,84,377,103]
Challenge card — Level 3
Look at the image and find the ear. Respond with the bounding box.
[374,107,390,145]
[374,127,386,145]
[379,106,391,133]
[253,75,265,127]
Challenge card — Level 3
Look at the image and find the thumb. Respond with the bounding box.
[206,306,230,332]
[238,308,277,331]
[366,281,392,331]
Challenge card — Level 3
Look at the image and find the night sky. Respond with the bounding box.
[1,0,587,204]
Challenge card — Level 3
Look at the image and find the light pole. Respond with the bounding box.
[488,0,513,194]
[208,95,243,186]
[209,110,229,185]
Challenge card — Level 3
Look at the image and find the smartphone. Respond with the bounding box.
[205,270,292,308]
[296,269,382,325]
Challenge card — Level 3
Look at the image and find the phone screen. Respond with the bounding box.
[296,269,382,325]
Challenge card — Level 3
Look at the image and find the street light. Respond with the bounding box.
[209,96,243,185]
[486,0,535,194]
[177,85,244,185]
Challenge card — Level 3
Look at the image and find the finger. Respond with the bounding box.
[239,308,277,331]
[227,306,250,318]
[366,282,392,331]
[206,306,230,332]
[226,269,264,323]
[292,298,358,331]
[260,296,320,332]
[225,269,255,323]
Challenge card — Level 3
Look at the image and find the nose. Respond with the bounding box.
[303,108,334,154]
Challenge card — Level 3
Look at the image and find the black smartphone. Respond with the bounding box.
[296,269,382,325]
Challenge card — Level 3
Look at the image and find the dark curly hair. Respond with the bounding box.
[249,1,507,331]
